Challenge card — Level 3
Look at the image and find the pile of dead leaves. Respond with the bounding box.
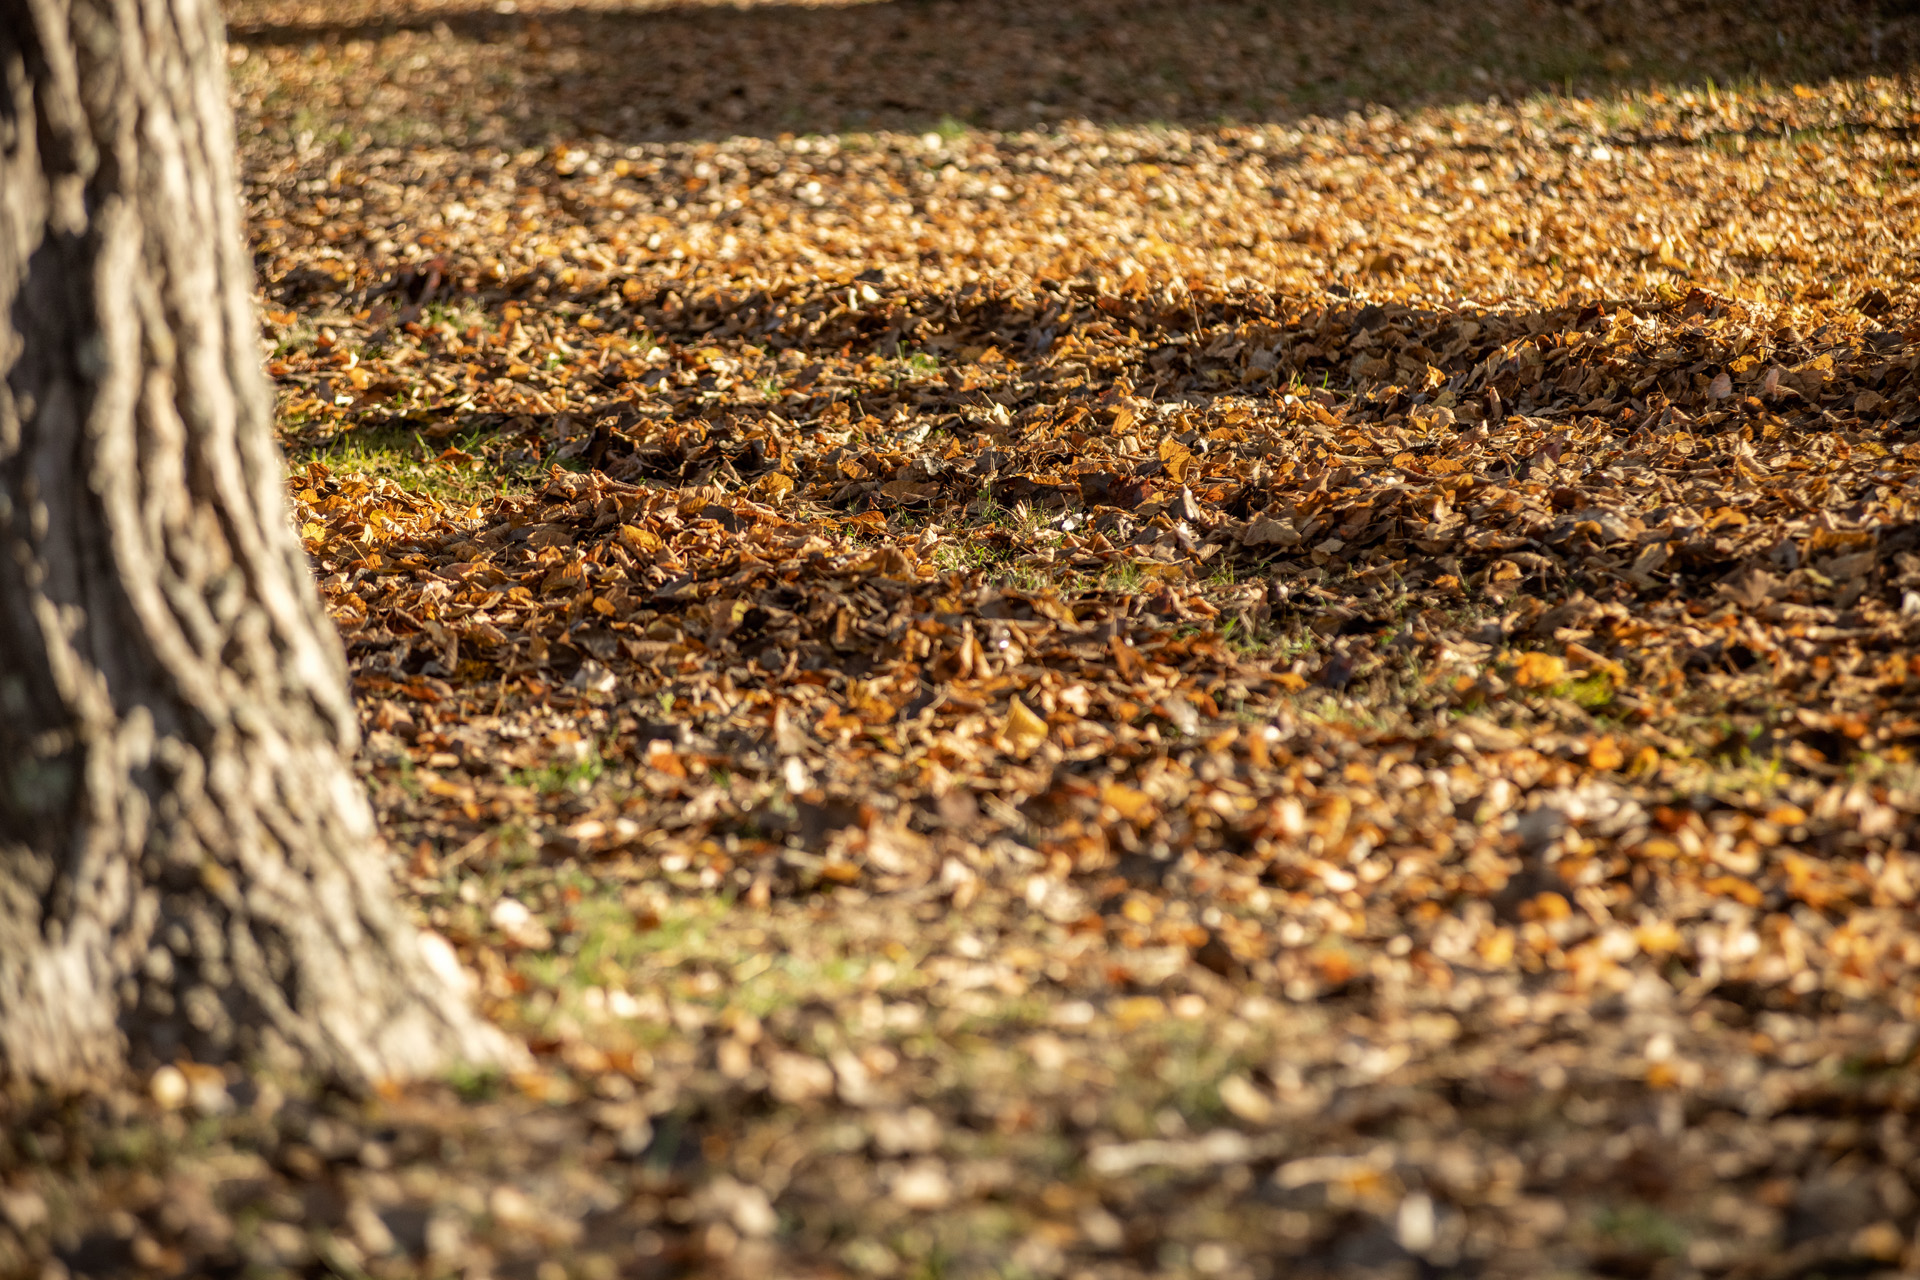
[7,3,1920,1279]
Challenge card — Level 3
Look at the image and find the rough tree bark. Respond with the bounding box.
[0,0,522,1086]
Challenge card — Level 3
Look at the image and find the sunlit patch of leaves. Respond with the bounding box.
[20,6,1920,1280]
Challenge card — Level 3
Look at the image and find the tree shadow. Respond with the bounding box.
[225,0,1917,147]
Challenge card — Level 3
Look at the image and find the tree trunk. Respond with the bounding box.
[0,0,521,1086]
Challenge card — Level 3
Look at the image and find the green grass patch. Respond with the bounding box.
[1551,673,1616,711]
[508,745,606,796]
[1593,1202,1687,1258]
[288,423,544,505]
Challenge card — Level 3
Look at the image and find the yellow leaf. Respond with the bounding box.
[1003,697,1049,757]
[1525,891,1572,922]
[1634,921,1681,955]
[424,777,474,801]
[618,524,664,554]
[300,520,326,542]
[1587,735,1625,771]
[1112,996,1165,1030]
[1101,783,1154,822]
[1511,652,1566,689]
[1478,928,1515,966]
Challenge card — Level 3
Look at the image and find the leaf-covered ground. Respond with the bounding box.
[10,3,1920,1278]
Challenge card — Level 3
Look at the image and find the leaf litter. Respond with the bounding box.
[8,3,1920,1278]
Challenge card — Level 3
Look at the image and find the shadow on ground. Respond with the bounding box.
[226,0,1918,144]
